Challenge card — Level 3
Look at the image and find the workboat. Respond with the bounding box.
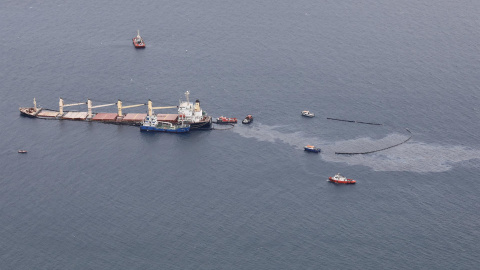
[19,98,42,117]
[133,30,145,48]
[301,110,315,117]
[177,91,212,129]
[141,114,190,133]
[328,173,356,184]
[304,145,321,153]
[242,115,253,124]
[18,150,27,154]
[216,116,237,124]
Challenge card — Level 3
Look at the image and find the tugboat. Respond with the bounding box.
[133,30,146,48]
[177,91,212,129]
[141,114,190,133]
[19,98,42,117]
[242,115,253,124]
[301,110,315,117]
[304,145,321,153]
[328,173,356,184]
[216,116,237,124]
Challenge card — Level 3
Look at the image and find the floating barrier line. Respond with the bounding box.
[327,117,382,126]
[335,128,412,155]
[209,123,235,130]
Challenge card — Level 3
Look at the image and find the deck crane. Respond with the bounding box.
[117,100,146,117]
[147,99,177,116]
[87,99,117,119]
[59,98,86,115]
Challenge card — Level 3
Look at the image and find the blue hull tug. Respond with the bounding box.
[140,114,190,133]
[304,145,321,153]
[140,125,190,133]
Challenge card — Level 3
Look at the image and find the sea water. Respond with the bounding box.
[1,0,479,269]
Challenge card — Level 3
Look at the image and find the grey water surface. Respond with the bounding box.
[1,1,479,269]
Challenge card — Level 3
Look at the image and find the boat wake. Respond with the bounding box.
[233,123,480,173]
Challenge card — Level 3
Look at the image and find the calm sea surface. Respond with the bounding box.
[1,1,479,269]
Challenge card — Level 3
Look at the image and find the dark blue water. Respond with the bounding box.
[1,1,480,269]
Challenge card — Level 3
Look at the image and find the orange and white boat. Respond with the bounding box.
[216,116,237,124]
[133,30,145,48]
[328,173,356,184]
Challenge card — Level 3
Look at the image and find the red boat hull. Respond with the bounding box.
[133,38,145,48]
[216,117,237,124]
[328,177,356,184]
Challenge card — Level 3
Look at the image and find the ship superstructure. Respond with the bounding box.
[177,91,212,129]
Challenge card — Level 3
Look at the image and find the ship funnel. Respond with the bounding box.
[194,99,201,112]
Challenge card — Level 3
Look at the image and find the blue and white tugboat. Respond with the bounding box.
[304,145,321,153]
[141,114,190,133]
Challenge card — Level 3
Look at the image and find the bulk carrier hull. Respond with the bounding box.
[19,92,213,130]
[188,117,212,129]
[19,108,212,129]
[19,107,40,118]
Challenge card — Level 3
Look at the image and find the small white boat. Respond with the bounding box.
[301,110,314,117]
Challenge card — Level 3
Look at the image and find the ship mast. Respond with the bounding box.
[185,91,190,104]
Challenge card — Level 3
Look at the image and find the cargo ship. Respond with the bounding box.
[19,91,212,130]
